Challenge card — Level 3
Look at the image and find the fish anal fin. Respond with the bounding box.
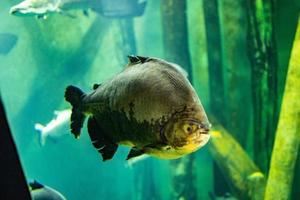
[87,117,118,161]
[100,144,118,161]
[126,148,144,160]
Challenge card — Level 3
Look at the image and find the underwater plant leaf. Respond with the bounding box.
[265,15,300,200]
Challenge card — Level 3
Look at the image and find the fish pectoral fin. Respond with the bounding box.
[142,143,172,154]
[36,14,47,20]
[92,83,101,90]
[126,148,144,160]
[87,117,118,161]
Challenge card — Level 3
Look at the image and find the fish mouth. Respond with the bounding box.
[181,118,211,132]
[190,131,210,141]
[172,132,210,148]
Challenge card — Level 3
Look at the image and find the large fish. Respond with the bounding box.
[65,56,211,161]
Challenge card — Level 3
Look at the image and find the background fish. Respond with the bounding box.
[35,109,71,146]
[9,0,92,18]
[9,0,146,18]
[65,56,210,161]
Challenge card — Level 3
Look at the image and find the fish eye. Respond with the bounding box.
[182,123,197,134]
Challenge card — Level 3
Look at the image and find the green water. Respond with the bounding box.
[1,0,299,199]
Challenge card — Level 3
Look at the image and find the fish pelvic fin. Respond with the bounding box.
[126,148,145,160]
[65,85,86,139]
[34,123,46,146]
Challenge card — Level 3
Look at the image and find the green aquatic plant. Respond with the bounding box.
[265,15,300,200]
[210,15,300,200]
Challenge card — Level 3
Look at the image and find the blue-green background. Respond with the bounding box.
[1,0,299,199]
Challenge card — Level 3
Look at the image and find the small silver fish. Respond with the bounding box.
[35,109,71,146]
[9,0,91,18]
[9,0,147,18]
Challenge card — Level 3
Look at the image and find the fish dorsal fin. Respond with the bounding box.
[29,180,44,191]
[128,55,140,64]
[126,147,144,160]
[136,56,148,63]
[127,55,149,66]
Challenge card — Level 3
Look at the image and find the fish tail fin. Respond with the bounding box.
[64,85,86,138]
[34,123,46,146]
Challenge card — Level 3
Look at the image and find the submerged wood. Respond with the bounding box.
[203,0,228,195]
[117,18,137,63]
[209,123,266,200]
[246,0,279,173]
[222,0,250,146]
[160,0,192,82]
[264,16,300,200]
[203,0,226,125]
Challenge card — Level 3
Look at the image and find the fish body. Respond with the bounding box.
[35,109,71,146]
[29,181,66,200]
[65,56,210,161]
[9,0,93,18]
[9,0,146,18]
